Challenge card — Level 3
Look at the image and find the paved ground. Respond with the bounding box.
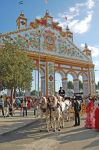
[0,109,37,135]
[0,115,99,150]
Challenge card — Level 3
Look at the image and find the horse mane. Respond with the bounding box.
[47,95,58,107]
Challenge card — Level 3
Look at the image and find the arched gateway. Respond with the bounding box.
[0,12,96,97]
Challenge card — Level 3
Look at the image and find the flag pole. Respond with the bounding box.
[18,0,24,13]
[44,0,48,12]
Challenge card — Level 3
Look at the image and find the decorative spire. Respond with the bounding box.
[65,25,73,42]
[66,25,70,32]
[20,11,25,17]
[83,43,92,60]
[85,43,88,49]
[45,10,49,17]
[16,12,27,30]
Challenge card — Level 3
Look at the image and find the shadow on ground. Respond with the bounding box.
[0,119,99,150]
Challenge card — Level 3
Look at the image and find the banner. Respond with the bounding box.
[48,62,55,95]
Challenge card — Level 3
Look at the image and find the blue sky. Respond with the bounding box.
[0,0,99,91]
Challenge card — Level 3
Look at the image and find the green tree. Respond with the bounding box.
[79,80,83,90]
[30,90,38,96]
[96,81,99,90]
[0,42,33,101]
[97,81,99,89]
[67,81,74,89]
[96,83,98,90]
[16,90,25,97]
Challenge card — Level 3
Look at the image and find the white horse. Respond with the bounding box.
[47,95,71,131]
[64,99,72,121]
[39,96,72,132]
[56,96,72,128]
[39,96,56,132]
[47,95,62,131]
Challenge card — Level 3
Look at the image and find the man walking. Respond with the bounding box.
[73,98,81,126]
[22,99,28,117]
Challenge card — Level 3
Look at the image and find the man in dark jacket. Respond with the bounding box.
[73,98,81,126]
[58,87,65,98]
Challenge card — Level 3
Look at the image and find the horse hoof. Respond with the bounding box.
[40,130,42,132]
[58,128,61,131]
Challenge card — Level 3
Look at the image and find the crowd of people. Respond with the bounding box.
[0,95,39,117]
[0,87,99,131]
[84,96,99,130]
[0,95,13,117]
[58,87,99,131]
[72,96,99,131]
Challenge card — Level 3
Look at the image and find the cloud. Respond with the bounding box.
[69,11,93,34]
[88,46,99,57]
[81,44,99,57]
[86,0,95,9]
[94,61,99,68]
[57,0,96,34]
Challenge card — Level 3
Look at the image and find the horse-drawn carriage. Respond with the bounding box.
[39,95,74,132]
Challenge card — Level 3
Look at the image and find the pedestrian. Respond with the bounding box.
[33,99,39,118]
[0,95,5,117]
[73,98,81,126]
[8,100,13,116]
[22,99,28,117]
[94,98,99,112]
[85,98,95,129]
[4,97,9,117]
[16,98,21,108]
[95,103,99,130]
[27,100,31,109]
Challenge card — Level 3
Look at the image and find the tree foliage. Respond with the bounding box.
[0,42,33,93]
[79,80,83,90]
[67,80,83,90]
[67,81,74,89]
[96,81,99,89]
[30,90,38,96]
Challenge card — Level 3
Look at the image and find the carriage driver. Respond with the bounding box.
[58,87,65,98]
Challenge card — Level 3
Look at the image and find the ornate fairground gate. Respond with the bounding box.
[0,11,96,97]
